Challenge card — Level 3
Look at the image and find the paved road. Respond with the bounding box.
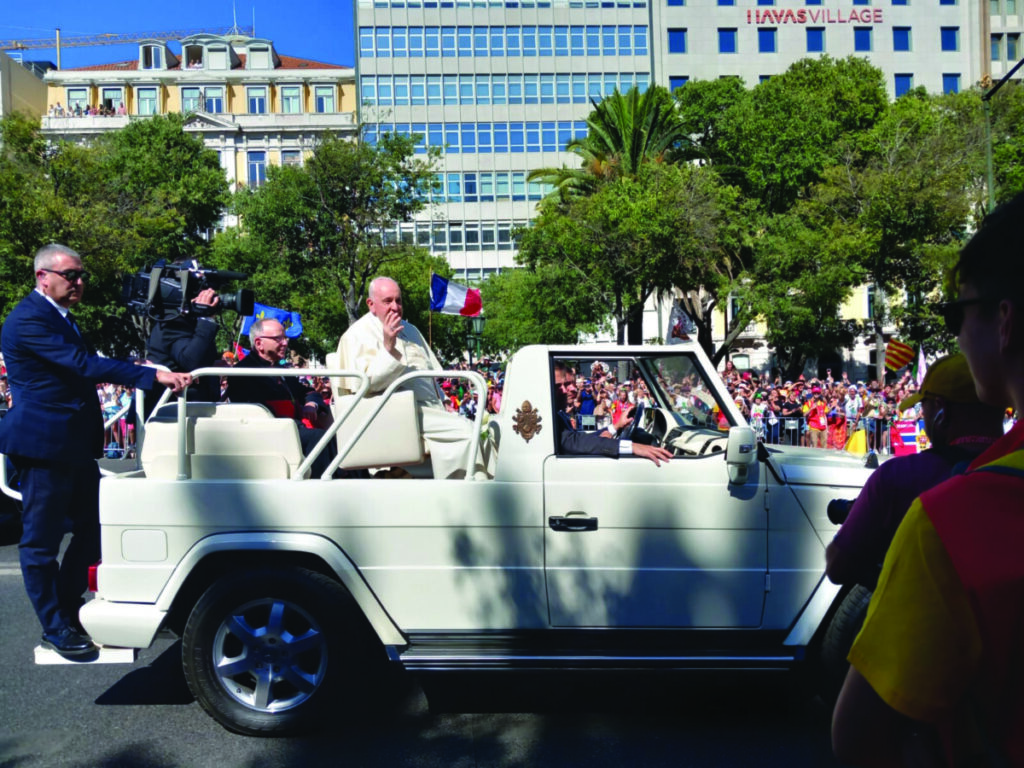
[0,530,845,768]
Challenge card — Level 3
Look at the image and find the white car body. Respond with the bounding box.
[72,342,874,734]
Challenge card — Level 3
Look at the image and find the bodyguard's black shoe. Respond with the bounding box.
[41,627,97,658]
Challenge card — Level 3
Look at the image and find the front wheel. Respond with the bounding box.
[817,584,873,705]
[182,567,353,736]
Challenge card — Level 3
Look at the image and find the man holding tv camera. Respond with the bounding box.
[124,260,253,415]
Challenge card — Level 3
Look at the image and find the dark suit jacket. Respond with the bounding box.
[145,314,219,404]
[226,352,310,419]
[557,411,620,458]
[0,290,157,461]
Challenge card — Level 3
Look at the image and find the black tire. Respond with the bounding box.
[818,584,873,705]
[182,567,355,736]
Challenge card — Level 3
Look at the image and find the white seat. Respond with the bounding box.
[325,352,427,471]
[333,390,425,470]
[140,402,307,480]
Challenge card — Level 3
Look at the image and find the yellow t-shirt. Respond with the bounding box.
[847,499,983,723]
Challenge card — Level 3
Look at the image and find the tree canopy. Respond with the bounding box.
[0,113,229,356]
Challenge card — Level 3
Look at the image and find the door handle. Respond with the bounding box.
[548,515,598,532]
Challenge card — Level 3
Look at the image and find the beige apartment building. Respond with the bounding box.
[39,32,356,192]
[0,49,47,120]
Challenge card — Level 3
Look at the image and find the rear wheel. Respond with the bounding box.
[182,567,354,736]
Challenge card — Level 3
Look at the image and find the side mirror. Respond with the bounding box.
[726,426,757,485]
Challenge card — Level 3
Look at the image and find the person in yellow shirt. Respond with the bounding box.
[832,193,1024,767]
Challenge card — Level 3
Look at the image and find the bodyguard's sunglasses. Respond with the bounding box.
[40,268,90,283]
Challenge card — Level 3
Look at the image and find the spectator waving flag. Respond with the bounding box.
[240,303,304,338]
[430,273,482,316]
[884,338,914,371]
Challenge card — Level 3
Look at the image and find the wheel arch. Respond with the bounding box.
[782,576,845,651]
[157,533,406,647]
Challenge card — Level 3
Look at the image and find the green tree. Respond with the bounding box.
[528,85,690,198]
[232,130,439,359]
[518,162,743,347]
[744,204,868,377]
[479,263,607,352]
[0,113,230,356]
[813,89,975,364]
[718,56,888,214]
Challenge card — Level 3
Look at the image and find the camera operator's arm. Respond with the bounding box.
[825,466,891,589]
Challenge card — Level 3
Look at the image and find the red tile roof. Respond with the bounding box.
[67,53,350,72]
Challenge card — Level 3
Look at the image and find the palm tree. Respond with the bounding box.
[528,85,692,200]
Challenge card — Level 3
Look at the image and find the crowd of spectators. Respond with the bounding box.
[719,361,930,452]
[47,102,127,118]
[11,342,1007,460]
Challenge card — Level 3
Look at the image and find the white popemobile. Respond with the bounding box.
[20,343,877,735]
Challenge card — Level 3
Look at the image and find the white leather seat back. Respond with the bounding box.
[141,402,307,480]
[333,390,424,469]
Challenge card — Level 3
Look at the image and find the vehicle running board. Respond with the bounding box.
[390,646,799,672]
[34,644,138,665]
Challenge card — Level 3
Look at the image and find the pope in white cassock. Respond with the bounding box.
[336,276,476,478]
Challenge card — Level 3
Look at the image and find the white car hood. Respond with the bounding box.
[763,445,877,489]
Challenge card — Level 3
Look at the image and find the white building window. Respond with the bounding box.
[248,151,267,187]
[181,87,202,112]
[66,87,88,112]
[249,47,271,69]
[100,87,124,111]
[183,45,204,69]
[248,86,267,114]
[204,87,224,113]
[208,47,228,69]
[137,87,158,115]
[281,85,302,113]
[315,86,335,113]
[141,45,163,70]
[281,150,302,167]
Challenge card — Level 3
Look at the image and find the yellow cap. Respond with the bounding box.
[898,354,979,411]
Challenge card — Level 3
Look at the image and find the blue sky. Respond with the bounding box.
[0,0,355,69]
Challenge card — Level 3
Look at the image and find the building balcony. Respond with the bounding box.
[40,110,357,139]
[41,115,130,136]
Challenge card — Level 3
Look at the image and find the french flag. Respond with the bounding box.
[429,273,482,316]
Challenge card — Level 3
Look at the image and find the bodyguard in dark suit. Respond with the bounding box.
[0,244,191,657]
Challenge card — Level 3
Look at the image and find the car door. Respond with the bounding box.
[543,354,768,628]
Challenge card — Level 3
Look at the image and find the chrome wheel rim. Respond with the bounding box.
[212,598,328,713]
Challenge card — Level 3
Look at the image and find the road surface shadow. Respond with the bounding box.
[94,640,193,707]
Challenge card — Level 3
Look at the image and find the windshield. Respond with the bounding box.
[640,355,732,430]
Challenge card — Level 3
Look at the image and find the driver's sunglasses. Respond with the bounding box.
[939,296,998,336]
[40,268,90,283]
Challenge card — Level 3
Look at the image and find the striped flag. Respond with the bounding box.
[885,339,914,371]
[913,346,928,386]
[429,273,482,316]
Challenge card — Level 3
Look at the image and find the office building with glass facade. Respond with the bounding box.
[357,0,1021,281]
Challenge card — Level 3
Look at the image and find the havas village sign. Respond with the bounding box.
[746,7,885,24]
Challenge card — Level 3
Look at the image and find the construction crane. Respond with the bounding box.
[0,26,255,69]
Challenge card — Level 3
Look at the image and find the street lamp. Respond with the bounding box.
[982,56,1024,213]
[466,315,486,367]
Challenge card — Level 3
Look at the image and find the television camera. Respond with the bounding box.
[122,259,255,321]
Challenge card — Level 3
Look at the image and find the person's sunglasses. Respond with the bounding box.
[257,334,288,342]
[939,297,996,336]
[40,268,90,283]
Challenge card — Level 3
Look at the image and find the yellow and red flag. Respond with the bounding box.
[885,339,914,371]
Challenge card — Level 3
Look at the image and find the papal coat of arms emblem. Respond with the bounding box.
[512,401,542,443]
